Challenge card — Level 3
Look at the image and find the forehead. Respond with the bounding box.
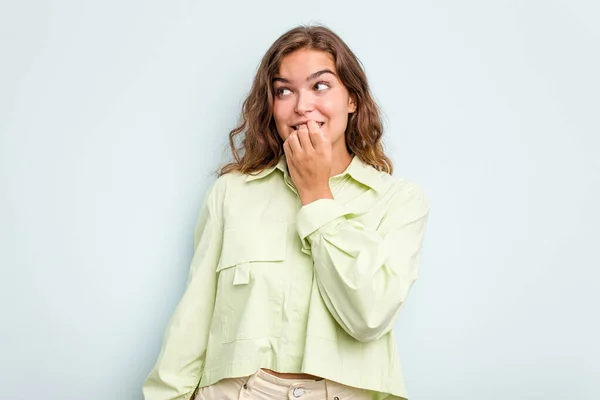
[277,49,336,80]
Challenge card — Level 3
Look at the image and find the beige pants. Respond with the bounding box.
[195,369,373,400]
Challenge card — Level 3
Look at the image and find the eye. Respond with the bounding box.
[275,87,291,97]
[314,81,330,91]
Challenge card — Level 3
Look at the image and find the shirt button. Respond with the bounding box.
[293,387,305,397]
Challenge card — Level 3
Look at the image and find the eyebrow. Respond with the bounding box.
[272,69,336,84]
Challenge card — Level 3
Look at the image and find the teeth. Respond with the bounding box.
[292,123,324,130]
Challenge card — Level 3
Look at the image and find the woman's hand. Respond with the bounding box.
[283,120,334,205]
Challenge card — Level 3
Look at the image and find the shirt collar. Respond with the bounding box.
[344,154,385,192]
[245,154,385,192]
[245,155,289,182]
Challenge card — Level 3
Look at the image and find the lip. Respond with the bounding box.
[290,121,325,130]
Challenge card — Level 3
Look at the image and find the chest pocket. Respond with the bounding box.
[216,220,287,343]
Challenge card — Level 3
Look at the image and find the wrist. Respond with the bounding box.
[299,186,333,206]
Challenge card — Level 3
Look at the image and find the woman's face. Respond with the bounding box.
[272,49,356,149]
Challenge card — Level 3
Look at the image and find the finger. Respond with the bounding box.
[306,120,323,148]
[283,136,293,158]
[308,127,327,152]
[297,125,314,151]
[286,132,303,155]
[284,131,297,158]
[286,129,297,147]
[306,120,321,134]
[296,124,309,149]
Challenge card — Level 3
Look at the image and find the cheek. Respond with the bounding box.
[316,98,349,141]
[318,96,348,122]
[272,103,285,125]
[272,104,288,139]
[316,98,335,117]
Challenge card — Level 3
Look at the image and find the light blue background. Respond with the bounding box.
[1,1,598,399]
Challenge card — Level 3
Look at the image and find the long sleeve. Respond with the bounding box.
[296,182,430,343]
[143,181,223,400]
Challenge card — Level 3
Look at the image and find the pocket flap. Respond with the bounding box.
[217,220,287,272]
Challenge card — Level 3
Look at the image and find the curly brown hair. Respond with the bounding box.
[219,24,393,176]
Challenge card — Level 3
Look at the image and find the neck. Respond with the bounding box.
[330,143,353,177]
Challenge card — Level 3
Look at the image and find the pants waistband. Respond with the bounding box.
[198,369,371,400]
[247,369,328,398]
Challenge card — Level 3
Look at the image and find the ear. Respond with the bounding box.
[348,95,357,114]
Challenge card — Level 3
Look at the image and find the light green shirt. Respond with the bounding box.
[143,154,430,400]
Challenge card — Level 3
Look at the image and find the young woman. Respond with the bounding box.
[143,25,430,400]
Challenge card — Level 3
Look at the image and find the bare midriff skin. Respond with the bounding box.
[261,368,324,381]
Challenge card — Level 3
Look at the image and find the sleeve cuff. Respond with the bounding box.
[296,198,349,241]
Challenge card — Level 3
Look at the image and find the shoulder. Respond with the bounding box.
[379,171,430,215]
[354,157,427,202]
[364,161,427,200]
[389,175,427,200]
[197,171,242,215]
[202,170,264,217]
[206,170,248,198]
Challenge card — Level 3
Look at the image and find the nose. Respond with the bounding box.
[294,90,314,115]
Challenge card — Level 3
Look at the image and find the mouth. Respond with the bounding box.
[291,122,325,130]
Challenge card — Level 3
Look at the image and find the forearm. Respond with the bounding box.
[296,191,429,342]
